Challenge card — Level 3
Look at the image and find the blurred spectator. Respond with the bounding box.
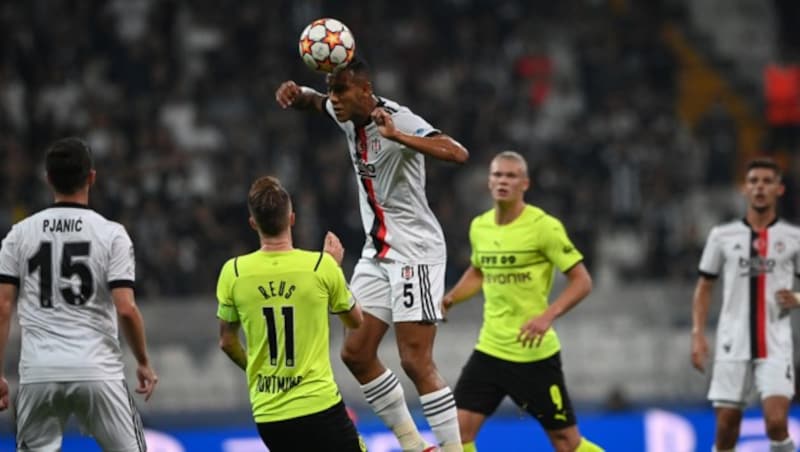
[0,0,744,297]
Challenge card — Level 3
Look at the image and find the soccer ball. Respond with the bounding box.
[298,18,356,73]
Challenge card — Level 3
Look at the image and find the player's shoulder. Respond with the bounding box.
[471,209,495,229]
[523,204,558,223]
[774,219,800,239]
[775,218,800,231]
[376,96,408,115]
[709,219,749,237]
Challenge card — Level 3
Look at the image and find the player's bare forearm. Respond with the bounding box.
[392,132,469,163]
[222,342,248,371]
[276,81,326,113]
[337,303,363,329]
[691,277,715,335]
[295,87,327,113]
[445,266,484,305]
[112,288,151,367]
[219,320,247,371]
[0,284,17,373]
[543,263,592,320]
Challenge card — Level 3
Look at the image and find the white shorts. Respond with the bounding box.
[350,258,445,324]
[15,380,146,451]
[708,359,795,407]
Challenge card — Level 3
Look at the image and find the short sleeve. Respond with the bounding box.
[469,219,481,269]
[108,225,135,289]
[391,111,440,138]
[0,224,20,285]
[319,254,353,314]
[698,227,723,278]
[539,217,583,273]
[216,258,240,322]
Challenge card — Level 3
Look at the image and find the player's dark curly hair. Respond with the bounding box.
[248,176,292,236]
[747,157,782,179]
[45,137,94,195]
[334,55,371,83]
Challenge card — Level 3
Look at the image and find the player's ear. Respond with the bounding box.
[289,211,296,227]
[248,216,258,232]
[87,169,97,188]
[522,176,530,192]
[778,182,786,196]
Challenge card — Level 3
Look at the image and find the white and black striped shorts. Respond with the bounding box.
[350,258,445,324]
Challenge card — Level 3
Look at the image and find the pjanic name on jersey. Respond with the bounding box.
[42,218,83,233]
[258,280,296,300]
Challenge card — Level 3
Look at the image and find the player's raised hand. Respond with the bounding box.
[518,313,554,347]
[371,107,398,140]
[324,231,345,265]
[275,81,302,109]
[775,289,800,310]
[0,376,8,411]
[136,363,158,402]
[690,332,708,373]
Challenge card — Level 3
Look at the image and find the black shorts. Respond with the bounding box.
[256,400,365,452]
[454,350,576,431]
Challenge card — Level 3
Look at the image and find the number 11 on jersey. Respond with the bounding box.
[263,306,295,367]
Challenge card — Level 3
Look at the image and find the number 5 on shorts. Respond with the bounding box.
[403,283,414,307]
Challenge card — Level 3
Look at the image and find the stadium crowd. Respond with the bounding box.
[0,0,771,297]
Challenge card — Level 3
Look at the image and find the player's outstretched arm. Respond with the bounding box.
[371,109,469,163]
[219,320,247,371]
[113,287,158,401]
[690,277,715,373]
[0,283,17,411]
[275,81,327,114]
[518,262,592,347]
[442,265,484,317]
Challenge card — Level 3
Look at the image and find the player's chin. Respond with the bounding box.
[333,109,349,122]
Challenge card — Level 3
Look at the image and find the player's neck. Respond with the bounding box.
[260,234,293,252]
[494,201,526,225]
[53,192,89,206]
[746,208,778,230]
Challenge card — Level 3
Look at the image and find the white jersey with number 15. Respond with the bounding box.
[0,203,135,383]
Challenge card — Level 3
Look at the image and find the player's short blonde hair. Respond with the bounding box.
[492,150,528,177]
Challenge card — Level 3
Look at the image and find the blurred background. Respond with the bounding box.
[2,0,800,450]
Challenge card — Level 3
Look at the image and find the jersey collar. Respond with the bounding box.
[742,216,779,229]
[51,201,92,210]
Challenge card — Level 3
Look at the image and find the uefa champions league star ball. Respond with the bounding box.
[298,18,356,73]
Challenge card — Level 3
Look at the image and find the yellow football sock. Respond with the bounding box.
[462,441,477,452]
[576,437,604,452]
